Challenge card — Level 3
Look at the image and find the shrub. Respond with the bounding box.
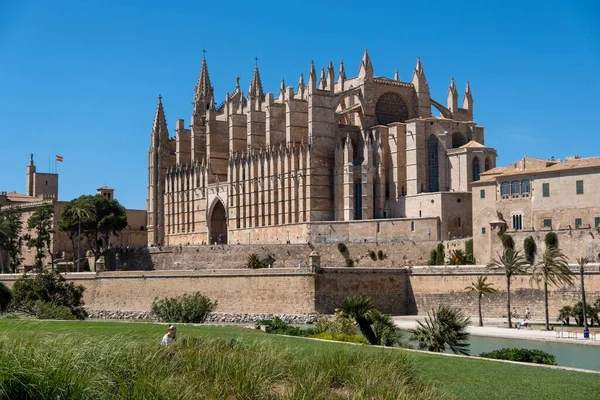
[0,282,11,313]
[345,259,354,267]
[311,332,369,344]
[545,232,558,249]
[257,317,317,337]
[500,233,514,250]
[411,305,470,355]
[151,292,217,323]
[337,243,347,254]
[10,270,86,319]
[524,236,537,264]
[428,249,437,265]
[465,239,474,264]
[369,250,377,261]
[479,348,556,365]
[247,253,263,269]
[435,243,445,265]
[449,249,467,265]
[377,250,385,260]
[34,301,77,320]
[313,311,356,336]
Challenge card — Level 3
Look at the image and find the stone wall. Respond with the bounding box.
[3,263,599,320]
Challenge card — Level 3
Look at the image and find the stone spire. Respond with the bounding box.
[308,60,317,90]
[411,57,431,117]
[394,70,399,81]
[463,81,473,113]
[327,61,335,91]
[338,61,346,81]
[279,78,286,100]
[358,49,373,78]
[298,72,305,98]
[193,54,213,115]
[447,77,458,113]
[152,94,169,147]
[319,67,327,90]
[249,60,264,100]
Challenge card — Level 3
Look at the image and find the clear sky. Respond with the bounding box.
[1,0,598,210]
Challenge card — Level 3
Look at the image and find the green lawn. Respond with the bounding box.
[1,319,599,399]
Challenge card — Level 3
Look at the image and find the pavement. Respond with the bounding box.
[393,316,600,345]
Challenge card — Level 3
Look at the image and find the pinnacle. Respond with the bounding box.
[361,48,371,67]
[194,56,213,106]
[250,63,264,99]
[449,77,457,92]
[152,94,169,141]
[339,61,346,80]
[298,72,305,88]
[394,70,399,81]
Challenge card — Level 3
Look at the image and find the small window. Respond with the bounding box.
[410,221,415,232]
[542,183,550,197]
[458,217,462,227]
[595,217,600,228]
[501,182,510,199]
[481,227,486,234]
[512,214,523,230]
[480,189,485,199]
[543,219,552,228]
[576,180,584,195]
[575,218,582,229]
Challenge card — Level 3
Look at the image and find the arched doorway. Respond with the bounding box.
[209,200,227,245]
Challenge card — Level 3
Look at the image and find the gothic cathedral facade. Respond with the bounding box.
[147,51,497,246]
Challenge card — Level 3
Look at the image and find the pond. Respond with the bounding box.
[453,335,600,371]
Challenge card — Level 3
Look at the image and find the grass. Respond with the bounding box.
[0,319,599,399]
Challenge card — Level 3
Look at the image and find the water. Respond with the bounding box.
[459,335,600,371]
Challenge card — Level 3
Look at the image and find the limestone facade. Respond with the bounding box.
[0,156,147,269]
[472,156,600,264]
[147,51,497,246]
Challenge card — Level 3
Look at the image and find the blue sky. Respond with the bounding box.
[0,0,598,210]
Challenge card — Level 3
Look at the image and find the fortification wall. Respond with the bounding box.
[102,241,440,271]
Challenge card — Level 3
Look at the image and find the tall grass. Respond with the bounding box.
[0,334,443,400]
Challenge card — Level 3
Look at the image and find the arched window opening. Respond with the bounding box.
[472,157,481,182]
[427,135,439,192]
[452,132,466,148]
[209,201,228,245]
[512,214,523,230]
[521,179,530,197]
[511,180,520,197]
[354,179,362,220]
[501,182,510,199]
[484,157,491,171]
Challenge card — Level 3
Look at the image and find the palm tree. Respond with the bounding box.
[465,276,497,327]
[411,305,471,355]
[487,249,529,328]
[71,199,95,272]
[530,248,574,330]
[340,295,378,345]
[576,257,590,336]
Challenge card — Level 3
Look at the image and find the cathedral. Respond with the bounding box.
[146,51,497,246]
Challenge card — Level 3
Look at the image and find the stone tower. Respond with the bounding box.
[146,94,172,245]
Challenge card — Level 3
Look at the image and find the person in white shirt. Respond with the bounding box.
[161,325,177,345]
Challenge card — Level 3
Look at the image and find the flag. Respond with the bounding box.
[55,155,64,162]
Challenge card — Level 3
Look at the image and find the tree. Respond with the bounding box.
[530,247,574,330]
[544,232,558,249]
[59,197,96,272]
[465,276,497,327]
[0,208,24,273]
[10,270,87,319]
[411,305,470,355]
[465,239,474,264]
[340,295,378,345]
[523,236,537,264]
[25,205,54,271]
[0,282,11,312]
[60,195,127,270]
[487,249,529,328]
[576,257,590,335]
[435,243,445,265]
[339,295,402,346]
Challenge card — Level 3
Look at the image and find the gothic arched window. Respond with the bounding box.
[427,135,439,192]
[501,182,510,198]
[485,156,491,171]
[521,179,530,196]
[452,132,466,148]
[375,92,409,125]
[472,157,481,182]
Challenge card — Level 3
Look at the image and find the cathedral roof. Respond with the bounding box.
[460,140,486,149]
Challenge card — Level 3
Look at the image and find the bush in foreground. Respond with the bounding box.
[0,282,11,313]
[0,334,439,400]
[10,270,86,319]
[479,348,556,365]
[151,292,217,323]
